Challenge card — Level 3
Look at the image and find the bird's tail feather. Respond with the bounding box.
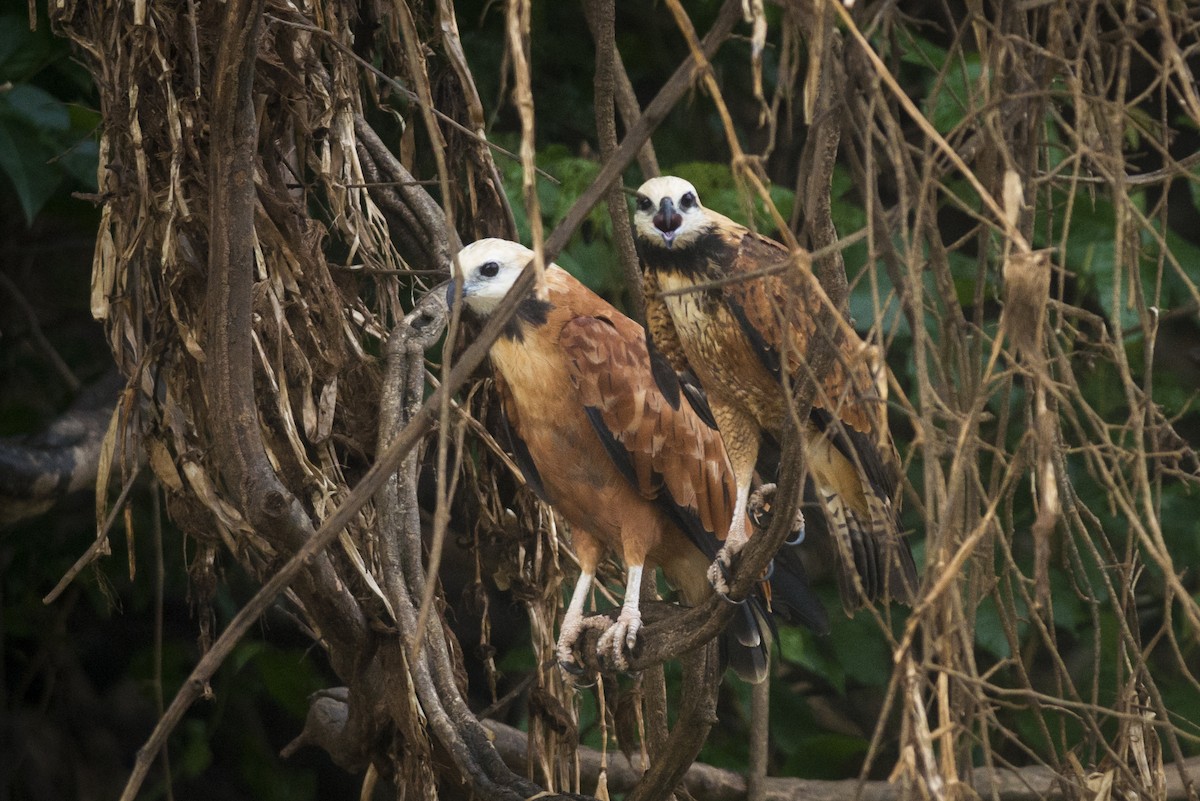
[722,600,771,684]
[721,550,830,683]
[820,487,917,614]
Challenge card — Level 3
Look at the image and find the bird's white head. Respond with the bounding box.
[633,176,708,250]
[449,238,535,316]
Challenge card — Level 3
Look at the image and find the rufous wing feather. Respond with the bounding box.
[723,232,877,434]
[559,314,735,558]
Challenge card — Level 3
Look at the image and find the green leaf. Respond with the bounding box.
[897,30,949,70]
[828,613,893,687]
[252,647,325,720]
[2,83,69,131]
[179,720,215,778]
[0,115,62,223]
[926,55,984,135]
[974,593,1028,660]
[671,161,795,235]
[778,625,846,694]
[0,15,55,80]
[55,137,99,189]
[1035,189,1140,331]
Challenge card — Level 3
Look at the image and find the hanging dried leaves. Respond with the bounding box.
[42,0,1200,799]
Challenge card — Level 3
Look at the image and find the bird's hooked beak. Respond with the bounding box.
[653,197,682,247]
[445,277,464,310]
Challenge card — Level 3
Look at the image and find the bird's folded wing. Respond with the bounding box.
[724,233,877,434]
[559,314,735,558]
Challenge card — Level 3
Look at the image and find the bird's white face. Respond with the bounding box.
[451,238,534,316]
[633,176,708,249]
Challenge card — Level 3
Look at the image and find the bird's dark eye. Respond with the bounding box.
[679,192,697,210]
[480,261,500,278]
[636,196,654,212]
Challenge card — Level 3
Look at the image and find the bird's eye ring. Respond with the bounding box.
[680,192,697,209]
[480,261,500,278]
[636,196,654,212]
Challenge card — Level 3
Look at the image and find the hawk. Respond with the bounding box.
[449,238,827,682]
[632,176,917,612]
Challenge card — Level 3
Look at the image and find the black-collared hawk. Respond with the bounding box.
[632,176,918,613]
[449,238,827,683]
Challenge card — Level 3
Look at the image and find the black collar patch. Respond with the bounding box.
[501,296,554,342]
[636,228,735,279]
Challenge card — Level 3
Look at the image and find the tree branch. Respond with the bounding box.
[203,0,368,662]
[585,0,647,324]
[0,371,122,528]
[486,719,1200,801]
[376,292,549,800]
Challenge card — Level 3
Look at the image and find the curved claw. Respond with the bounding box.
[558,658,587,676]
[557,614,612,683]
[597,608,642,671]
[748,483,776,532]
[708,552,750,605]
[557,660,597,687]
[784,522,806,546]
[762,558,775,581]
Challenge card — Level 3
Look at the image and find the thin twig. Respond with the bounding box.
[0,270,81,393]
[583,0,645,323]
[264,12,562,186]
[42,463,142,605]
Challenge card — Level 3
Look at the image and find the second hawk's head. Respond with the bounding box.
[633,176,709,250]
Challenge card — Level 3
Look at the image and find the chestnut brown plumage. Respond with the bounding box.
[633,177,918,613]
[450,238,827,683]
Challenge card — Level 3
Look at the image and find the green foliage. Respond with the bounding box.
[498,140,630,306]
[671,161,795,234]
[0,13,99,224]
[898,31,985,136]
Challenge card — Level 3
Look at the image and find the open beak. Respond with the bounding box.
[653,198,682,248]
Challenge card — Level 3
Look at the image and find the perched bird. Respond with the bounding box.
[449,238,827,683]
[632,176,918,613]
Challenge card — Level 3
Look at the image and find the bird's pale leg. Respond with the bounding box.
[708,404,761,596]
[597,563,644,671]
[710,479,753,596]
[558,530,611,678]
[557,569,596,672]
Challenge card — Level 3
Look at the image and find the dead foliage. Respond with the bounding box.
[43,0,1200,799]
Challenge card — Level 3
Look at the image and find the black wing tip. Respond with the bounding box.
[680,371,719,430]
[500,407,551,503]
[580,406,721,561]
[725,297,783,380]
[769,547,832,635]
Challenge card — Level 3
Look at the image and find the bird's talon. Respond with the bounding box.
[716,590,748,606]
[748,483,776,531]
[596,611,642,672]
[558,658,587,676]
